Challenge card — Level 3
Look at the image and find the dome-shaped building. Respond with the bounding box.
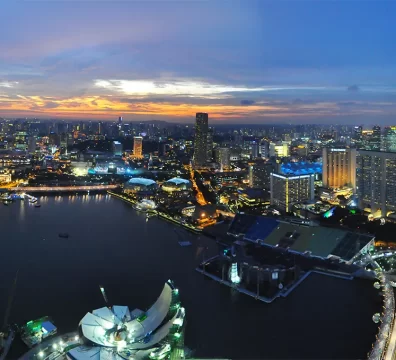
[124,178,158,197]
[162,177,192,193]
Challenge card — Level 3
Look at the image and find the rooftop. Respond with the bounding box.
[165,177,191,185]
[127,178,157,186]
[228,214,374,261]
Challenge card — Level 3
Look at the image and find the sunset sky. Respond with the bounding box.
[1,0,396,124]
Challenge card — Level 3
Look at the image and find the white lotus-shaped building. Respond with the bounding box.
[67,281,185,360]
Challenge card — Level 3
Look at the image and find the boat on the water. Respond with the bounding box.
[20,317,57,348]
[59,233,69,238]
[34,203,41,208]
[179,241,192,247]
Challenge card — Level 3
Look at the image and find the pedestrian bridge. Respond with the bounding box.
[6,185,119,192]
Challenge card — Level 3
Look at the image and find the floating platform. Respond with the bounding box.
[20,316,57,348]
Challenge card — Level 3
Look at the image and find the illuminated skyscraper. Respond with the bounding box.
[384,126,396,152]
[133,136,143,158]
[370,125,381,151]
[215,147,230,171]
[322,147,356,191]
[353,126,363,148]
[357,150,396,217]
[270,173,314,212]
[112,141,123,156]
[193,113,209,166]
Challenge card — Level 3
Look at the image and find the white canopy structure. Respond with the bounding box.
[67,281,185,360]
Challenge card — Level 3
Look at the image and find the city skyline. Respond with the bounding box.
[0,1,396,123]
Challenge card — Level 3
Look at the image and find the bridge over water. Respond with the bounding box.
[1,185,119,193]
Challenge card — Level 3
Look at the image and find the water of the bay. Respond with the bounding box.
[0,195,381,359]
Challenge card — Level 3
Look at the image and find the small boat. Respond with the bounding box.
[178,241,192,247]
[34,204,41,208]
[59,233,69,238]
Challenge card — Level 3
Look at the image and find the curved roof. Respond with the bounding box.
[80,283,173,348]
[165,178,191,185]
[126,178,157,186]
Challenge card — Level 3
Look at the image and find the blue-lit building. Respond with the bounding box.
[281,161,322,181]
[124,178,158,197]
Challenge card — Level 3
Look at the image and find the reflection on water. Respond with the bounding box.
[0,195,382,360]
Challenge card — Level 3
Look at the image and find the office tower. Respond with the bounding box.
[269,142,289,158]
[384,127,396,152]
[252,163,274,189]
[215,147,230,171]
[357,150,396,217]
[193,113,209,166]
[270,173,315,213]
[260,141,269,158]
[98,121,103,135]
[133,136,143,158]
[251,142,259,159]
[28,136,37,153]
[370,126,381,151]
[322,147,356,191]
[118,116,123,124]
[112,141,123,156]
[353,126,363,148]
[207,127,214,161]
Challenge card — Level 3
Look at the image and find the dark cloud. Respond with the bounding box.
[240,100,255,106]
[292,98,305,105]
[347,85,359,92]
[91,100,98,106]
[337,101,357,106]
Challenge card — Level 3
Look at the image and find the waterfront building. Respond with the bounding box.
[67,281,185,360]
[133,136,143,158]
[112,141,123,156]
[270,173,314,213]
[124,178,158,197]
[227,214,374,263]
[193,113,209,166]
[162,177,192,193]
[322,147,356,190]
[357,150,396,217]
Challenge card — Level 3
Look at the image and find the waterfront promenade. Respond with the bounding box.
[18,331,79,360]
[107,191,202,233]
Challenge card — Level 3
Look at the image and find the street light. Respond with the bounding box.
[38,351,44,358]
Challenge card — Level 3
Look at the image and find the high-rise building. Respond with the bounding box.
[269,142,289,158]
[215,147,230,171]
[357,150,396,217]
[251,142,259,159]
[260,141,269,158]
[252,163,274,189]
[112,141,123,156]
[384,127,396,152]
[207,127,214,161]
[193,113,209,166]
[353,126,363,148]
[28,136,37,153]
[370,126,381,151]
[322,147,356,191]
[133,136,143,158]
[270,173,315,213]
[118,116,123,124]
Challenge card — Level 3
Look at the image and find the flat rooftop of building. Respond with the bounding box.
[228,214,374,261]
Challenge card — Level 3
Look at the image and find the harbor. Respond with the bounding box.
[1,195,383,360]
